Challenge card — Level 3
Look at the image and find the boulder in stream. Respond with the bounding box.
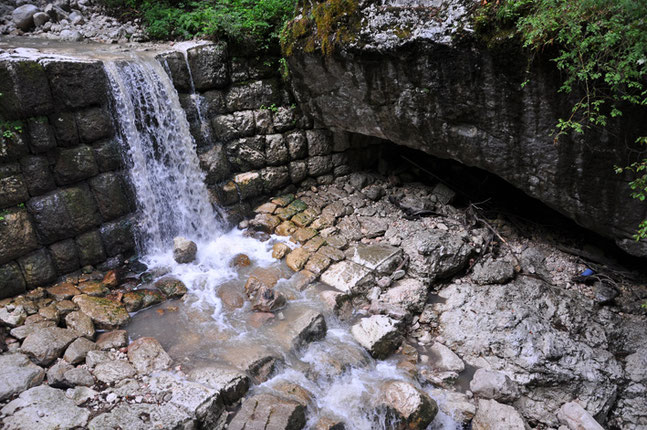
[351,314,402,359]
[228,393,306,430]
[379,380,438,429]
[173,236,197,264]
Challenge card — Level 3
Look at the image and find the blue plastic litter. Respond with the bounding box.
[580,268,595,277]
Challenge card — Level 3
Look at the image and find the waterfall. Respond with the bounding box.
[104,55,221,254]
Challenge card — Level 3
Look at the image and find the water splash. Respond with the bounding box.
[104,54,220,254]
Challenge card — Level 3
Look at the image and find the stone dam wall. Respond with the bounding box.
[0,42,378,297]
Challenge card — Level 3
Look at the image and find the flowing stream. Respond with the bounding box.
[104,50,459,429]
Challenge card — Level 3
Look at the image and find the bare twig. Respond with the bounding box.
[468,204,522,272]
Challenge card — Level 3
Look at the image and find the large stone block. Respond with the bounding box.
[212,111,256,141]
[20,155,55,196]
[156,51,192,92]
[187,42,229,91]
[18,248,57,287]
[45,60,107,109]
[306,129,333,156]
[225,136,265,171]
[89,173,130,221]
[0,208,39,265]
[49,239,80,274]
[289,160,308,183]
[199,144,231,185]
[308,155,333,176]
[261,166,290,193]
[202,90,227,117]
[0,262,27,299]
[92,139,122,172]
[49,111,78,146]
[0,163,29,209]
[26,116,56,153]
[225,79,280,111]
[75,230,106,266]
[265,133,289,166]
[54,145,99,185]
[0,130,29,163]
[0,60,53,119]
[100,217,135,257]
[76,107,114,143]
[286,131,307,159]
[61,184,102,233]
[26,190,75,244]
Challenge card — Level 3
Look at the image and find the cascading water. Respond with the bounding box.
[104,49,459,430]
[104,54,220,254]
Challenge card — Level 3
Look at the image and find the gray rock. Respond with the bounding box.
[285,4,647,256]
[351,314,402,359]
[64,311,94,339]
[379,380,438,429]
[428,388,476,423]
[428,342,465,374]
[0,262,27,299]
[265,133,290,166]
[0,304,27,327]
[92,360,136,384]
[592,282,618,305]
[17,248,58,288]
[269,308,327,350]
[127,337,172,374]
[63,367,94,387]
[188,366,249,405]
[12,4,39,31]
[228,393,306,430]
[148,371,225,428]
[59,29,83,41]
[472,258,516,285]
[0,209,38,265]
[377,278,428,313]
[1,385,90,430]
[20,155,55,196]
[72,295,130,329]
[32,11,49,26]
[557,402,604,430]
[320,260,374,294]
[187,42,228,91]
[63,337,97,365]
[430,278,623,427]
[88,403,194,430]
[0,353,45,401]
[20,327,80,366]
[472,399,526,430]
[470,368,520,403]
[85,350,109,368]
[47,360,73,388]
[402,230,474,281]
[95,330,128,350]
[65,385,97,406]
[173,236,197,264]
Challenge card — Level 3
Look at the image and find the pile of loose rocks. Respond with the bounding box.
[1,0,145,43]
[242,171,647,430]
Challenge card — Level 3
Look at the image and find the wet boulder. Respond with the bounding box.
[379,380,438,429]
[12,4,39,31]
[154,277,187,298]
[351,315,402,359]
[20,327,80,366]
[270,308,327,350]
[173,236,197,264]
[188,366,250,405]
[72,295,130,329]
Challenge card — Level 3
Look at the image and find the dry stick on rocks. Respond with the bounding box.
[467,204,522,272]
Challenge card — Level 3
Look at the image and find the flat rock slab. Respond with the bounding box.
[472,399,526,430]
[351,314,402,359]
[72,294,130,329]
[93,360,136,384]
[219,343,282,384]
[127,337,172,374]
[188,366,250,405]
[88,403,194,430]
[228,393,306,430]
[347,244,402,274]
[20,327,80,366]
[379,380,438,429]
[320,261,373,294]
[1,386,90,430]
[148,371,225,428]
[0,353,45,401]
[269,307,327,350]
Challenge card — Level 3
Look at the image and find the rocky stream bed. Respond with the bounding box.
[1,172,646,430]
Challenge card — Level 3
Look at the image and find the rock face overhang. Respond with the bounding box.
[284,0,647,256]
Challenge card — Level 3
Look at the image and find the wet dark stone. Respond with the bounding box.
[0,262,27,299]
[100,218,135,257]
[88,173,131,221]
[49,112,79,146]
[75,230,106,266]
[157,51,192,92]
[0,131,29,163]
[26,191,75,244]
[49,239,80,274]
[60,184,102,234]
[92,139,121,172]
[18,248,57,287]
[26,117,56,154]
[0,60,53,119]
[54,145,99,185]
[20,155,55,196]
[76,107,114,143]
[0,163,29,209]
[187,43,229,91]
[45,60,107,109]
